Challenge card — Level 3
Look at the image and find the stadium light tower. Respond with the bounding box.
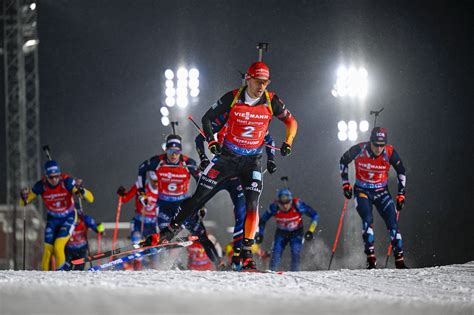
[161,66,200,126]
[337,119,370,142]
[331,65,368,99]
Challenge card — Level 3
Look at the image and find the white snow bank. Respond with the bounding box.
[0,262,473,315]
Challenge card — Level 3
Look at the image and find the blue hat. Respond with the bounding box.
[277,188,292,204]
[44,160,61,176]
[165,134,182,151]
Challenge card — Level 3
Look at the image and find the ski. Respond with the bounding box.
[71,235,198,265]
[88,241,193,271]
[240,269,284,275]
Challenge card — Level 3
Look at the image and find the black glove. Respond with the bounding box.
[304,231,314,241]
[74,178,86,195]
[208,140,221,155]
[199,155,210,171]
[255,234,264,244]
[396,194,406,211]
[280,142,292,156]
[117,186,126,197]
[342,183,353,199]
[267,159,277,174]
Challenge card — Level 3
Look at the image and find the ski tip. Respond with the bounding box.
[71,259,84,265]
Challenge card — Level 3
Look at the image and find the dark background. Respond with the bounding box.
[1,0,473,268]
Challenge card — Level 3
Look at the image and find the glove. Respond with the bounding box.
[280,142,292,156]
[396,194,406,211]
[267,159,277,174]
[20,188,30,206]
[96,223,105,234]
[74,178,86,195]
[199,155,210,171]
[255,234,264,244]
[342,183,353,199]
[138,191,148,206]
[304,231,314,241]
[208,140,221,155]
[140,233,160,247]
[116,186,126,197]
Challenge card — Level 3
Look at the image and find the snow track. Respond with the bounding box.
[1,262,472,315]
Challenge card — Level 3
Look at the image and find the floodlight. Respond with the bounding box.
[161,116,170,126]
[338,131,348,142]
[176,96,189,108]
[348,130,358,141]
[348,120,357,131]
[190,89,200,97]
[165,87,176,98]
[177,68,188,80]
[359,120,369,132]
[188,78,199,90]
[165,97,176,107]
[338,121,347,132]
[166,80,174,88]
[160,107,169,116]
[165,69,174,80]
[189,68,199,79]
[177,79,188,88]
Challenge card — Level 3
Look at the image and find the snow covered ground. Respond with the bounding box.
[1,262,473,315]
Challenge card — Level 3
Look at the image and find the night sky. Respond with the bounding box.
[1,0,473,268]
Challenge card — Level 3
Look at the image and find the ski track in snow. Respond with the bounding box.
[0,262,473,315]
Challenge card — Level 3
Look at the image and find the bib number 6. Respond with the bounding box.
[167,183,177,192]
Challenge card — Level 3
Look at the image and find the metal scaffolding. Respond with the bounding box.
[2,0,41,269]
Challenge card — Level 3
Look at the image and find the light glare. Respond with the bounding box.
[188,78,199,89]
[338,121,347,132]
[165,69,174,80]
[165,87,176,98]
[348,130,358,141]
[160,107,169,116]
[177,68,188,80]
[165,97,175,107]
[348,120,357,131]
[189,68,199,79]
[359,120,369,132]
[338,131,348,141]
[176,96,189,108]
[190,88,200,97]
[161,116,170,126]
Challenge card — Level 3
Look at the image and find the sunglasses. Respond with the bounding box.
[48,175,61,179]
[166,149,182,155]
[371,142,386,148]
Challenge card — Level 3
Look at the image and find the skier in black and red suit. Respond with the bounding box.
[339,127,407,269]
[143,61,298,271]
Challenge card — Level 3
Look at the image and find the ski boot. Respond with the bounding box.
[241,249,256,271]
[394,251,408,269]
[366,249,377,269]
[231,248,242,271]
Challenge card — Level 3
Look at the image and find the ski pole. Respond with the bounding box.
[23,204,26,270]
[384,210,401,268]
[77,197,93,269]
[111,196,123,259]
[188,115,281,151]
[140,208,145,239]
[328,198,349,270]
[97,231,102,254]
